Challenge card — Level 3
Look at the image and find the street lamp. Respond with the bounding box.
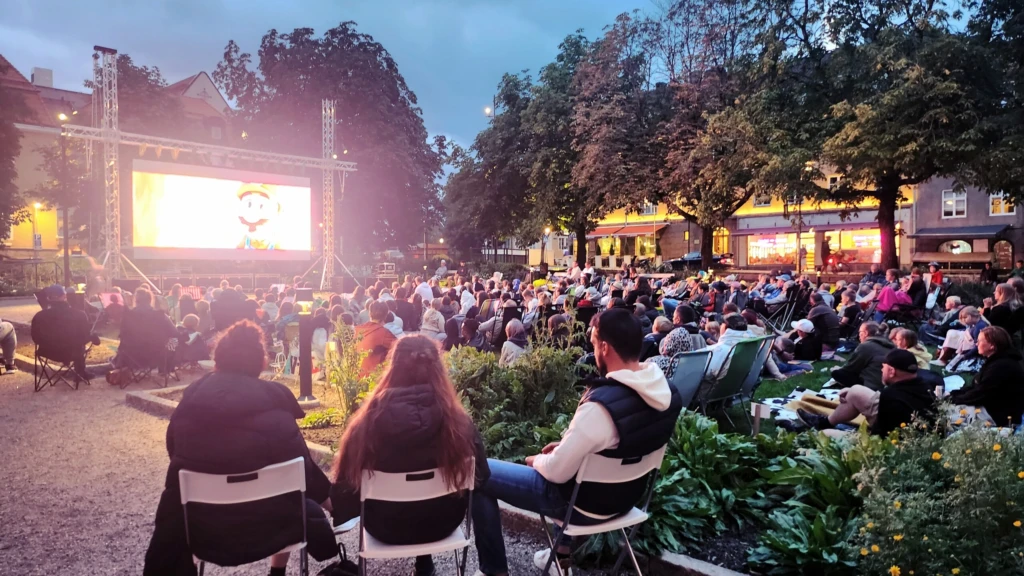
[295,287,318,406]
[540,226,551,266]
[31,203,41,260]
[438,237,444,245]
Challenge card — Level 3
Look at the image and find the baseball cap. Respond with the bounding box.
[779,274,793,281]
[883,349,919,373]
[42,284,65,301]
[791,318,815,333]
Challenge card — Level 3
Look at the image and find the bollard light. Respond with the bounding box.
[296,287,317,405]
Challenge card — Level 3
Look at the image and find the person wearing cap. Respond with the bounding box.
[926,262,943,289]
[788,318,823,361]
[31,284,101,380]
[800,348,935,437]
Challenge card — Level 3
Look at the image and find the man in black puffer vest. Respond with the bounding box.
[472,308,683,576]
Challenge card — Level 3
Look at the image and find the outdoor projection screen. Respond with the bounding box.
[132,160,312,260]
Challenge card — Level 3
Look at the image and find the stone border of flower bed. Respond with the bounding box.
[124,386,744,576]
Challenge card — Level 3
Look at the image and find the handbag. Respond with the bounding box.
[316,543,358,576]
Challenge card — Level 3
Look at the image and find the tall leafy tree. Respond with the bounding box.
[214,23,446,254]
[0,61,29,243]
[85,54,186,138]
[30,136,102,250]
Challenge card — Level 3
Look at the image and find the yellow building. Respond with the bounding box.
[587,180,913,270]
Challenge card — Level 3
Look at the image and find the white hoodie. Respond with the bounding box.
[707,328,755,376]
[532,362,671,486]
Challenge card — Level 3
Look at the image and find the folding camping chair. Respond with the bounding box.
[178,457,311,576]
[115,345,175,390]
[538,446,667,576]
[33,345,82,392]
[357,459,476,576]
[668,349,712,409]
[737,336,777,417]
[696,338,762,427]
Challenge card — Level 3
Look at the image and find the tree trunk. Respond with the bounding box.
[875,183,900,270]
[700,226,715,269]
[575,220,589,269]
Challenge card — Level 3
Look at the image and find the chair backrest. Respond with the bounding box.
[740,336,776,398]
[360,459,475,503]
[178,457,306,506]
[703,338,763,404]
[576,445,667,485]
[669,349,712,408]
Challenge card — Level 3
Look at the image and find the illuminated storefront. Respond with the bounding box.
[747,233,815,266]
[745,228,896,267]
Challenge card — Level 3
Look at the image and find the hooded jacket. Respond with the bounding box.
[330,383,490,545]
[533,363,681,518]
[842,336,895,391]
[707,329,756,376]
[949,349,1024,426]
[907,343,931,370]
[143,372,333,575]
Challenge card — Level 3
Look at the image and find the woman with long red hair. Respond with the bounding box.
[331,334,489,576]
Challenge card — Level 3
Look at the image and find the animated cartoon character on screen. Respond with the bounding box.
[236,183,281,250]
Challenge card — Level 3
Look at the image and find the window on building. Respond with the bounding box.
[828,176,840,191]
[636,235,656,257]
[210,125,223,140]
[937,240,971,254]
[638,201,657,216]
[941,189,967,219]
[753,193,772,207]
[990,193,1016,216]
[557,235,574,253]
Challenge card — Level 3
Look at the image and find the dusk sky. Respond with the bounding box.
[0,0,649,148]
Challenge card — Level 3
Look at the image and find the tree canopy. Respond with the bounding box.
[0,61,27,242]
[214,22,446,254]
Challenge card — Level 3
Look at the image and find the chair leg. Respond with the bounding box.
[611,524,641,575]
[359,557,366,576]
[300,547,309,576]
[198,561,205,576]
[621,528,644,575]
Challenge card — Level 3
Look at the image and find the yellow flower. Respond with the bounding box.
[932,452,942,461]
[888,566,901,576]
[955,475,962,482]
[944,462,951,469]
[960,409,967,416]
[867,522,875,529]
[900,422,907,428]
[965,449,972,454]
[893,534,904,541]
[954,418,964,425]
[995,444,1003,452]
[953,569,961,575]
[891,439,898,445]
[922,535,928,541]
[895,501,902,510]
[860,548,869,556]
[1018,471,1024,479]
[1015,520,1022,528]
[871,544,880,553]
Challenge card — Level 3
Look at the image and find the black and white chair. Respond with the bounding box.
[178,457,311,576]
[538,446,667,576]
[358,459,476,576]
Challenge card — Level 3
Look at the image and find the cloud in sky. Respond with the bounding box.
[0,0,648,148]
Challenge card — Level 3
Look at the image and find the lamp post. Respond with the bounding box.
[295,287,319,406]
[31,202,41,260]
[540,226,551,265]
[57,107,77,287]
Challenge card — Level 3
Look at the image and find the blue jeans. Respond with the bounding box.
[473,459,603,575]
[663,298,680,319]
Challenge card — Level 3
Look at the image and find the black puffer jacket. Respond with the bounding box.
[144,372,332,575]
[331,383,490,545]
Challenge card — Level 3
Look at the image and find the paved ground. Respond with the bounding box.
[0,370,634,575]
[0,297,44,325]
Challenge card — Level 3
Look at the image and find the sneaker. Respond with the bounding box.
[929,359,947,367]
[1,364,15,374]
[534,549,573,576]
[797,409,833,430]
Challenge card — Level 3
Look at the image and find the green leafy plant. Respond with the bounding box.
[322,321,379,427]
[299,408,340,429]
[747,506,859,575]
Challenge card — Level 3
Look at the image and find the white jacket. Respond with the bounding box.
[533,363,670,486]
[707,328,756,376]
[460,289,476,314]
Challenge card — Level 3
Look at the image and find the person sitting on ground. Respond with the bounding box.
[102,292,126,328]
[328,335,490,576]
[918,295,963,346]
[115,287,179,375]
[702,320,721,346]
[800,349,935,438]
[829,322,894,390]
[461,317,488,352]
[816,283,835,309]
[788,318,823,362]
[933,306,988,366]
[982,283,1022,339]
[393,287,418,333]
[442,315,463,352]
[946,326,1024,427]
[805,293,840,356]
[260,292,280,323]
[30,284,98,378]
[420,298,446,341]
[356,301,398,378]
[194,300,214,334]
[837,290,861,339]
[633,303,653,335]
[143,320,337,576]
[499,319,529,367]
[382,299,404,337]
[472,308,683,576]
[891,327,930,370]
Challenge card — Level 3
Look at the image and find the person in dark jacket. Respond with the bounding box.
[473,308,683,576]
[807,293,841,351]
[143,321,336,576]
[948,326,1024,427]
[330,335,489,576]
[982,283,1022,338]
[800,349,936,437]
[830,322,895,390]
[210,287,252,331]
[115,287,179,373]
[31,284,99,379]
[789,318,823,361]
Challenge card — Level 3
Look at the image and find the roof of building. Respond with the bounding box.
[0,54,57,127]
[164,71,229,117]
[165,74,199,95]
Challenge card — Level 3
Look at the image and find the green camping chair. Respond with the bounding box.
[697,338,763,427]
[737,336,777,419]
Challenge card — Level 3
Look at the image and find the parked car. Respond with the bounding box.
[663,252,734,270]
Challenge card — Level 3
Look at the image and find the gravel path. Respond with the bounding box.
[0,372,632,575]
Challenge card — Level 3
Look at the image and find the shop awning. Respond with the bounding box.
[908,225,1009,239]
[586,226,623,238]
[616,223,668,237]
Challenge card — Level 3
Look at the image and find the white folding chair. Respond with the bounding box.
[538,446,667,576]
[178,457,310,576]
[358,458,475,576]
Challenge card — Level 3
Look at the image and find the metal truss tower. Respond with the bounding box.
[321,99,336,289]
[95,45,123,278]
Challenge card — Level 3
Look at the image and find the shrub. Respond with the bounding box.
[945,281,995,307]
[747,506,859,575]
[322,321,378,426]
[299,408,340,429]
[852,420,1024,576]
